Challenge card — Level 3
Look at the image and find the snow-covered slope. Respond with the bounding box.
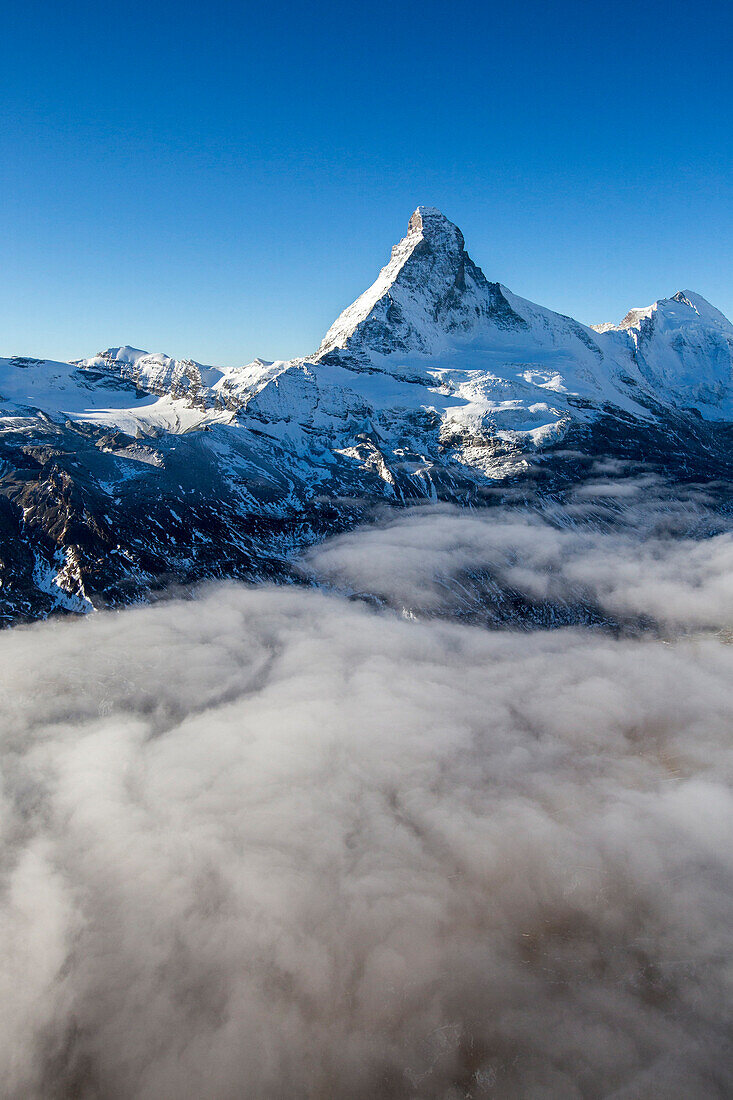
[592,290,733,417]
[1,206,732,622]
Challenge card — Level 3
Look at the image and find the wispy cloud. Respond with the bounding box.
[303,479,733,632]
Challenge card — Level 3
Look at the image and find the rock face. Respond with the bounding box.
[1,207,732,623]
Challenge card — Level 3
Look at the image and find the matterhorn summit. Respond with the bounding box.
[317,206,525,358]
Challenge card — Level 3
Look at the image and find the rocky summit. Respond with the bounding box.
[1,207,732,623]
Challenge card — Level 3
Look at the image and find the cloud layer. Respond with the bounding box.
[2,537,733,1097]
[303,479,733,632]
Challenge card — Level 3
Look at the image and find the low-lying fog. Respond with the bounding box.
[3,477,733,1098]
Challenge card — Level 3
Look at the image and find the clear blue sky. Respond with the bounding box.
[2,0,731,365]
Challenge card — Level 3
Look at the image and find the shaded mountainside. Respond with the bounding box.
[1,207,732,624]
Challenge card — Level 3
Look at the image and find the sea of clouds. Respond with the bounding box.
[303,474,733,632]
[2,481,733,1098]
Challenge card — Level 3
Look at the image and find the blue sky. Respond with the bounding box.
[2,0,731,365]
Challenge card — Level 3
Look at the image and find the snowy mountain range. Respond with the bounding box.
[1,206,732,623]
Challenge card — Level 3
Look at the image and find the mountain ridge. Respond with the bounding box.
[0,206,732,624]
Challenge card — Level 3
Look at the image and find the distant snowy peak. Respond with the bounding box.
[593,290,733,338]
[77,346,277,414]
[316,206,526,359]
[593,290,733,415]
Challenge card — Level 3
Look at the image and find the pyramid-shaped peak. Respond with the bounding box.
[316,205,526,359]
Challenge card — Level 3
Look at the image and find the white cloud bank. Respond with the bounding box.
[303,485,733,631]
[2,500,733,1097]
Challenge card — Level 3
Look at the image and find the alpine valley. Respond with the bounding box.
[2,206,732,625]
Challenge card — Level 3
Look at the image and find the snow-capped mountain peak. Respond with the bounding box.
[406,205,466,250]
[591,289,733,414]
[316,206,525,360]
